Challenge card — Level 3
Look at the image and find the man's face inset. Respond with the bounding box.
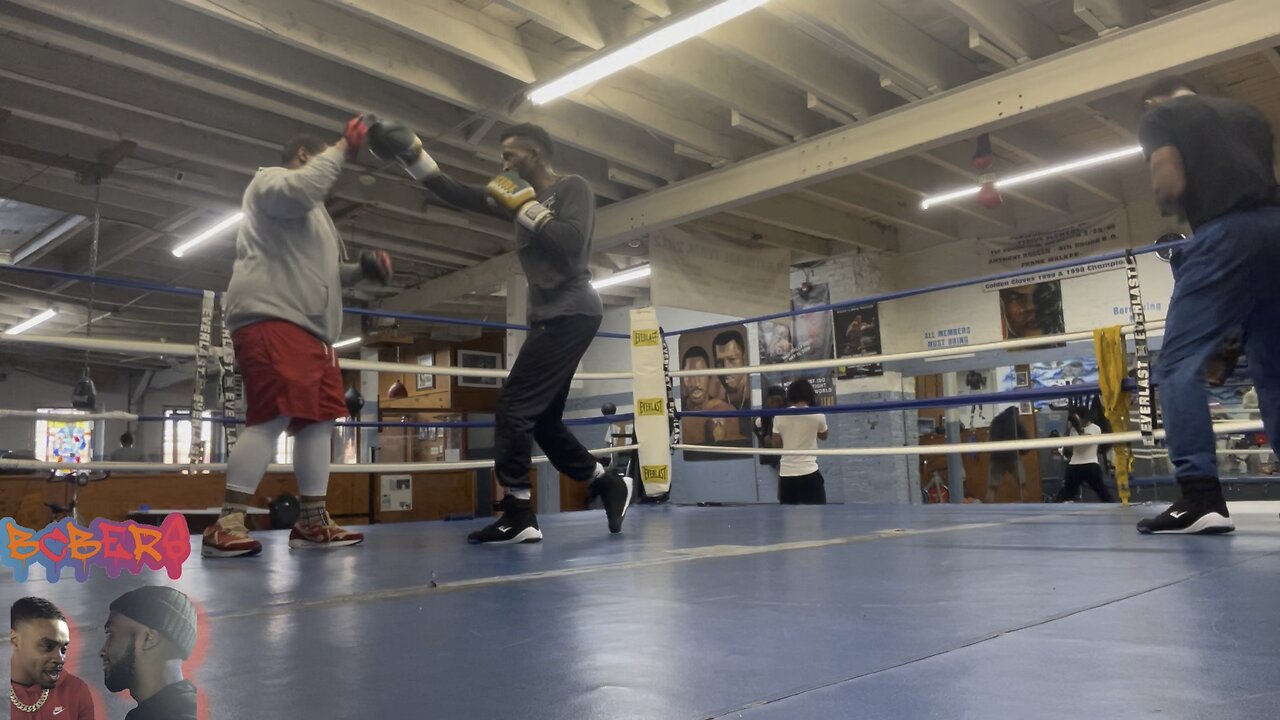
[100,614,139,693]
[682,355,710,407]
[714,338,747,395]
[11,618,69,689]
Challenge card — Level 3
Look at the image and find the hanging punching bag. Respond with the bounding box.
[344,386,365,418]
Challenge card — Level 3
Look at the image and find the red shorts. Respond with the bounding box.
[232,320,346,435]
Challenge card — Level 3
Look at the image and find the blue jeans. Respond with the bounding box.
[1156,206,1280,483]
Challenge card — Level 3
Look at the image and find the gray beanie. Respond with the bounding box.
[109,586,197,660]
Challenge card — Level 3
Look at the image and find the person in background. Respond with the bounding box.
[1055,408,1116,503]
[770,379,828,504]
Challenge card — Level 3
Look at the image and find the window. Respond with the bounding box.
[163,409,214,464]
[34,409,93,464]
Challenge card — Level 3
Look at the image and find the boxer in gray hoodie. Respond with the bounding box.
[203,116,392,557]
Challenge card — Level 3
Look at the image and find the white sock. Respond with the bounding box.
[300,500,328,527]
[508,487,531,500]
[593,462,606,479]
[294,421,335,497]
[225,415,290,496]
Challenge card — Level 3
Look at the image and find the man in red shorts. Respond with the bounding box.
[202,116,393,557]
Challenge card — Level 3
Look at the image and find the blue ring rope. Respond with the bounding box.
[135,414,633,428]
[677,382,1124,418]
[0,265,627,339]
[665,239,1188,337]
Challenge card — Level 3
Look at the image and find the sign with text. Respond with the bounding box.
[980,209,1127,291]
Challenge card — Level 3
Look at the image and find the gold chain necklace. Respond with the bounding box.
[9,687,50,714]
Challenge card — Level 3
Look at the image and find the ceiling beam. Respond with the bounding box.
[1074,0,1149,35]
[933,0,1065,63]
[771,0,980,95]
[583,0,1279,246]
[918,143,1071,215]
[703,12,893,121]
[800,176,959,241]
[697,214,836,260]
[490,0,616,50]
[728,196,899,252]
[3,0,682,182]
[313,0,752,165]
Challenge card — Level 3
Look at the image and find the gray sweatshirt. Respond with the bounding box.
[224,145,364,344]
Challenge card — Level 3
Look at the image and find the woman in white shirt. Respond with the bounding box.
[1055,408,1116,502]
[770,379,829,504]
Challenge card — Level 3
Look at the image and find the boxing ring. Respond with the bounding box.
[3,241,1280,719]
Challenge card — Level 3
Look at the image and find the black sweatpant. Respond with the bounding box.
[1055,462,1116,503]
[779,470,827,505]
[494,314,602,490]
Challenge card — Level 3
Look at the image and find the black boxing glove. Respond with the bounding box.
[359,250,393,284]
[368,119,440,181]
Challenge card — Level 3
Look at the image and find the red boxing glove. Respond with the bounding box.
[360,250,393,284]
[343,114,377,160]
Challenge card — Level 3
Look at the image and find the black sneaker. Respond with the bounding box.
[589,469,633,534]
[1136,496,1235,535]
[468,495,542,544]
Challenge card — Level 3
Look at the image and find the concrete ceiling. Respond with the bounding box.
[0,0,1277,377]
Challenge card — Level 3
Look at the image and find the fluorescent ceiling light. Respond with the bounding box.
[528,0,770,105]
[332,337,362,349]
[921,145,1144,209]
[592,265,651,290]
[4,309,57,336]
[172,212,244,257]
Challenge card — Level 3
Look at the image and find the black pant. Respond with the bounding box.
[494,314,602,490]
[1056,462,1115,503]
[779,470,827,504]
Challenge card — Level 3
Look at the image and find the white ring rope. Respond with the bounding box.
[0,445,638,475]
[0,333,634,381]
[672,319,1167,378]
[674,421,1263,457]
[0,410,140,422]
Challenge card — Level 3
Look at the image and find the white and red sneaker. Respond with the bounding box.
[201,512,263,558]
[289,511,364,549]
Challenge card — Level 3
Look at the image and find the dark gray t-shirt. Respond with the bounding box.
[1138,95,1277,230]
[423,173,603,324]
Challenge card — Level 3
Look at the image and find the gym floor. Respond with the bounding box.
[12,502,1280,719]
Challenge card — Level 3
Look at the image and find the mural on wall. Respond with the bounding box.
[834,303,883,379]
[678,325,753,457]
[998,280,1066,340]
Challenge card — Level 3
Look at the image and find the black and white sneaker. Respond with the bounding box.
[590,469,633,534]
[468,495,543,544]
[1137,496,1235,535]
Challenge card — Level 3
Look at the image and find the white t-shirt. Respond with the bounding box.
[772,410,827,477]
[1062,423,1101,465]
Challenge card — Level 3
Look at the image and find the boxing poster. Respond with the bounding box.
[677,324,753,459]
[834,304,883,379]
[758,282,836,406]
[998,279,1065,340]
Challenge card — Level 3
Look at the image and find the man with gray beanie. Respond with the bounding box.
[100,587,198,720]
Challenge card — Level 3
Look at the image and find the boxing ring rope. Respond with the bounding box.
[663,238,1186,338]
[674,421,1264,457]
[670,320,1166,380]
[0,333,633,381]
[0,445,639,475]
[0,264,632,340]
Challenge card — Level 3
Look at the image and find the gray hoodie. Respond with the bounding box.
[224,145,364,344]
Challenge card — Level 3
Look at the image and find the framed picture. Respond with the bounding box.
[415,353,435,391]
[457,349,502,388]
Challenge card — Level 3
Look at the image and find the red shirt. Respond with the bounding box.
[9,672,96,720]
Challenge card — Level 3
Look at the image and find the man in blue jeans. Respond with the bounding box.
[1136,76,1279,534]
